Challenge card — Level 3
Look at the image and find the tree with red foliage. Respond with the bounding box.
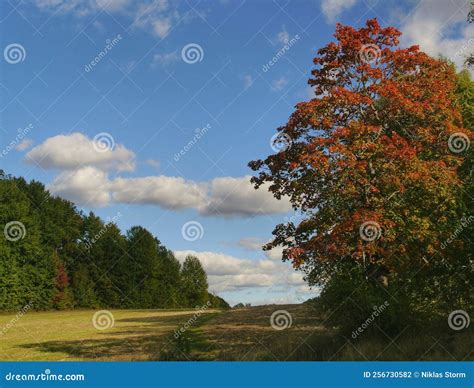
[249,19,471,287]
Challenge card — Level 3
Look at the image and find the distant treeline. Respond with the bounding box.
[0,170,229,311]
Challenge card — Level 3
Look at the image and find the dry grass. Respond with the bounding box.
[0,309,218,361]
[1,305,471,361]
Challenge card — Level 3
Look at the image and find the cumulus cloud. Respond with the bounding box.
[202,176,292,217]
[111,175,208,209]
[49,167,111,207]
[15,138,33,152]
[174,250,306,292]
[25,133,135,172]
[44,164,290,216]
[400,0,473,70]
[321,0,357,23]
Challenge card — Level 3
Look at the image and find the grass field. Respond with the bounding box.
[1,305,472,361]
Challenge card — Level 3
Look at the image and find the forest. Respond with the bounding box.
[0,171,229,311]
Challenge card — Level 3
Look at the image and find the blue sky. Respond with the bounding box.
[1,0,472,305]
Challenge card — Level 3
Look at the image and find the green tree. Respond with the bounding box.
[181,255,208,306]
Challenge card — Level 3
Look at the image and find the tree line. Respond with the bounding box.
[0,172,229,311]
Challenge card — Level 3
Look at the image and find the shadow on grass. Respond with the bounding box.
[19,312,219,361]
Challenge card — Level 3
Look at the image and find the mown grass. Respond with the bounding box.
[1,305,471,361]
[0,309,219,361]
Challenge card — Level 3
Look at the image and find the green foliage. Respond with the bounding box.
[0,171,228,311]
[181,255,209,307]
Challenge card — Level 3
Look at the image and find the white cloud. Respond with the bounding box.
[152,51,179,66]
[174,250,307,292]
[242,74,253,89]
[111,175,208,209]
[201,176,292,217]
[237,237,265,251]
[33,0,131,15]
[44,164,290,216]
[15,138,33,151]
[25,133,135,172]
[33,0,179,38]
[152,17,172,38]
[277,25,290,45]
[145,158,160,169]
[270,77,288,91]
[48,166,111,207]
[95,0,131,12]
[400,0,473,70]
[321,0,357,23]
[237,237,284,260]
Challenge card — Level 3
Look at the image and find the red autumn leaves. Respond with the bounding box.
[250,19,470,279]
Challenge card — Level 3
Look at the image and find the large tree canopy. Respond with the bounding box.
[249,19,471,287]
